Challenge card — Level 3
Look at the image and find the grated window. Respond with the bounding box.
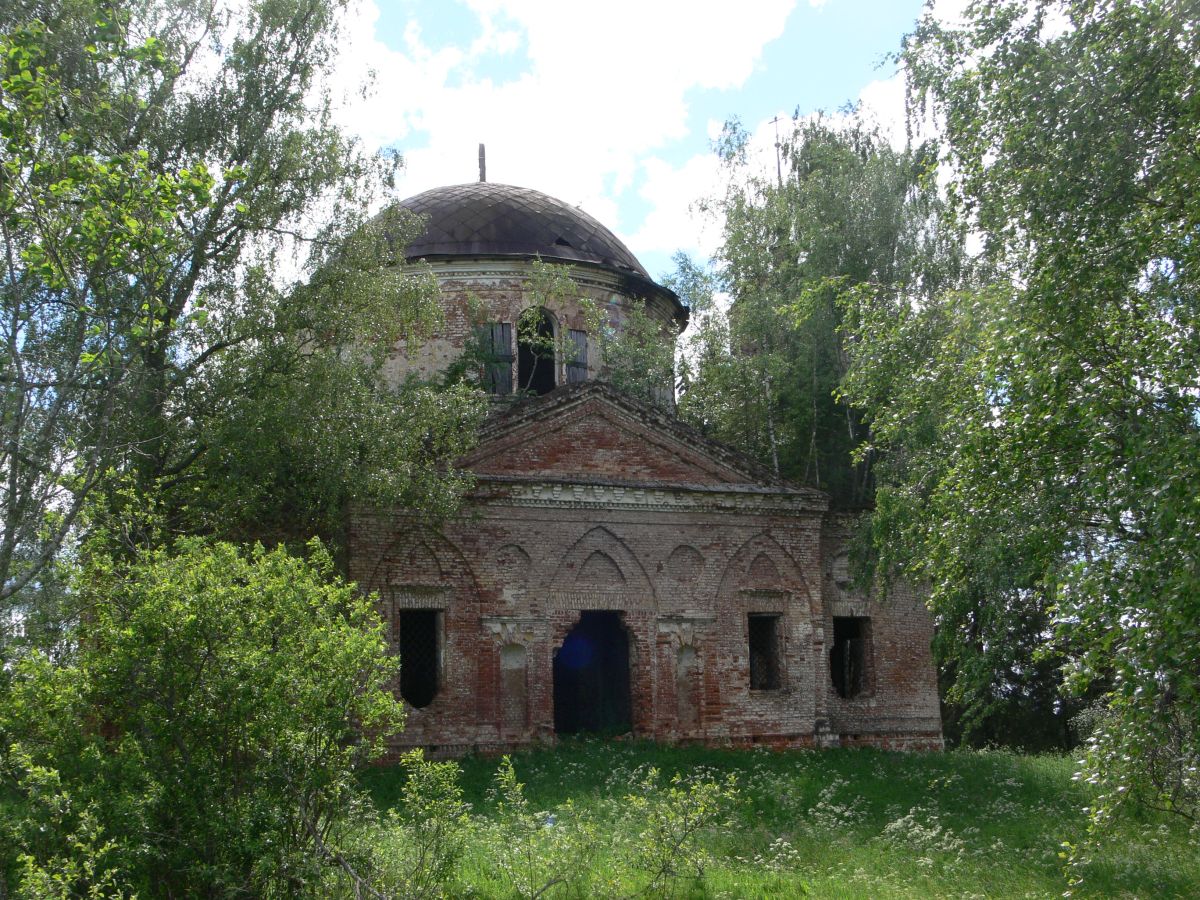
[567,329,588,383]
[398,610,440,708]
[748,614,782,690]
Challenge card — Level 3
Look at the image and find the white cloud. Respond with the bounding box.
[856,73,907,147]
[323,0,983,276]
[651,0,997,270]
[624,110,792,271]
[629,153,726,261]
[326,0,798,261]
[928,0,972,28]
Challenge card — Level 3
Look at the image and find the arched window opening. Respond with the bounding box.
[398,609,440,708]
[517,307,557,395]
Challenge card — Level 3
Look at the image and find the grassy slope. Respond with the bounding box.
[362,740,1199,898]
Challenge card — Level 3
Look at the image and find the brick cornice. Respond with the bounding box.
[467,477,828,515]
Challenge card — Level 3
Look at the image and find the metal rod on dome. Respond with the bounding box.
[479,144,486,183]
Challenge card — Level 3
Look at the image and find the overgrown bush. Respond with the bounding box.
[617,765,740,895]
[343,752,743,899]
[464,756,740,898]
[324,750,473,899]
[3,748,134,899]
[482,756,599,898]
[0,539,403,897]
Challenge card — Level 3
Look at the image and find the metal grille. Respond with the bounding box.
[748,614,781,690]
[399,610,439,708]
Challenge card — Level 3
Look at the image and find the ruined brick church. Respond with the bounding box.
[348,180,942,755]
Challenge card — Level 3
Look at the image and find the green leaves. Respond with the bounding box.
[2,538,403,895]
[0,0,468,610]
[681,116,962,502]
[578,290,677,410]
[841,0,1200,837]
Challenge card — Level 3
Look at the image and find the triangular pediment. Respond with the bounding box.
[458,382,814,493]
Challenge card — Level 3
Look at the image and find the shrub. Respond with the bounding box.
[326,750,473,899]
[483,756,599,899]
[0,539,403,897]
[617,765,741,895]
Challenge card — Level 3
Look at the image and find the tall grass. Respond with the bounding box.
[361,740,1199,898]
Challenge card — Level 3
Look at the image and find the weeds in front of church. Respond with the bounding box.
[357,740,1199,898]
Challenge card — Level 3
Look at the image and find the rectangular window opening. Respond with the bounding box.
[748,614,781,690]
[830,616,870,699]
[398,609,441,708]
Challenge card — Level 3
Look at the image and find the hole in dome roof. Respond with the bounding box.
[554,237,573,248]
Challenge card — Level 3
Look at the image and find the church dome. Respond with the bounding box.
[399,182,649,278]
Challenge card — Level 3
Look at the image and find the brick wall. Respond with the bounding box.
[347,386,943,757]
[382,260,679,390]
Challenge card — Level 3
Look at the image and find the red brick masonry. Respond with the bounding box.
[349,382,943,756]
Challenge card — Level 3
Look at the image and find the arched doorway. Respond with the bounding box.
[553,611,632,735]
[517,307,556,395]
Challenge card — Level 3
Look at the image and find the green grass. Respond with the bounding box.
[361,739,1200,898]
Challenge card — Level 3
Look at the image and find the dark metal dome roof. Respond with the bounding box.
[398,182,650,278]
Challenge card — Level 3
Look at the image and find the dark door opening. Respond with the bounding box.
[553,611,632,735]
[517,307,557,395]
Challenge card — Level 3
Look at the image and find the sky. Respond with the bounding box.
[328,0,940,282]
